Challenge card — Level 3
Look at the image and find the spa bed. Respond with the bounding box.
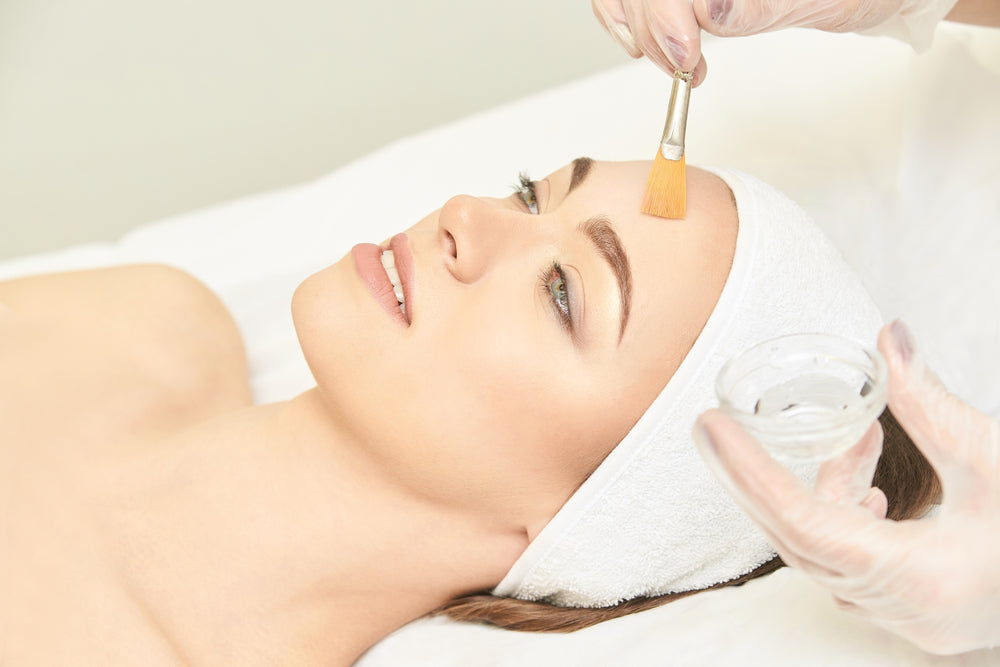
[3,22,998,666]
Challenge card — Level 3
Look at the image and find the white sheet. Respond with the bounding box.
[363,568,1000,666]
[3,21,998,666]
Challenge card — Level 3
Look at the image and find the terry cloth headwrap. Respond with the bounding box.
[493,167,883,608]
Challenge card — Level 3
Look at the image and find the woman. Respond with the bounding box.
[1,159,937,665]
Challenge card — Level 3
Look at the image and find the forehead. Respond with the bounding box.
[554,159,739,382]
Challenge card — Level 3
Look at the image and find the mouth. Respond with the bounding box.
[380,248,407,318]
[350,233,414,327]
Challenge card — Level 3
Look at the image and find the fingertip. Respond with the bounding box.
[593,0,643,58]
[692,55,708,87]
[693,409,757,473]
[879,321,948,421]
[879,320,925,408]
[664,33,702,75]
[708,0,732,26]
[693,0,735,36]
[693,409,775,476]
[861,487,888,519]
[638,1,702,73]
[865,417,885,455]
[611,22,643,58]
[832,594,860,612]
[878,320,916,375]
[693,408,732,444]
[696,406,727,425]
[692,409,722,455]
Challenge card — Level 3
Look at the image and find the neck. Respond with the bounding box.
[275,389,526,662]
[117,389,525,666]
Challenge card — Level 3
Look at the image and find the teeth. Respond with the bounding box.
[382,253,400,285]
[380,249,407,314]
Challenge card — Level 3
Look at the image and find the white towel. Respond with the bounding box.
[493,167,883,607]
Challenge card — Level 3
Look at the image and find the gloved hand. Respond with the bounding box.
[693,320,1000,655]
[593,0,957,84]
[592,0,709,84]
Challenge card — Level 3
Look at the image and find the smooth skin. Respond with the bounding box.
[1,160,737,665]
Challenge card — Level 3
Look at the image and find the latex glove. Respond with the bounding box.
[593,0,957,83]
[696,0,929,36]
[698,0,959,51]
[693,320,1000,655]
[592,0,709,85]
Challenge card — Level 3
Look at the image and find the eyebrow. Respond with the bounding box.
[568,157,593,194]
[578,216,632,342]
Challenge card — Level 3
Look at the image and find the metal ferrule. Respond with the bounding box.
[659,70,693,160]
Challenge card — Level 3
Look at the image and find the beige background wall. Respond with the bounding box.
[0,1,625,259]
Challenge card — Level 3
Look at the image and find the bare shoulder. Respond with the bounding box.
[0,265,251,665]
[0,264,252,441]
[0,263,233,328]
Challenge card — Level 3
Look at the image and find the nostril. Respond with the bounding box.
[444,230,457,260]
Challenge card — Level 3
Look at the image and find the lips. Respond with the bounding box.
[351,233,414,327]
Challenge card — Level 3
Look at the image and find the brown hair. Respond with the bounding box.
[434,409,940,632]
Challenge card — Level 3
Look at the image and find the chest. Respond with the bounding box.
[0,302,251,664]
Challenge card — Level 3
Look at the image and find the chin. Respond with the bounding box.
[292,264,355,380]
[292,260,400,399]
[291,267,329,341]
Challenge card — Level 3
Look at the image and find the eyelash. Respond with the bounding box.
[515,172,539,215]
[515,172,574,336]
[539,262,573,333]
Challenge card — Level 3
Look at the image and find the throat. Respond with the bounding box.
[107,391,524,664]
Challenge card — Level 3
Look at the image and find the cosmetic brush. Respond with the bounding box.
[641,70,693,219]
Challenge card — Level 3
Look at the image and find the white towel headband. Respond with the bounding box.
[493,167,883,607]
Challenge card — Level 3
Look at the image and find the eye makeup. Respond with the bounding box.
[513,170,581,342]
[538,261,573,334]
[515,172,539,214]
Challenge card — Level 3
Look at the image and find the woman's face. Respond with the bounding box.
[292,159,737,531]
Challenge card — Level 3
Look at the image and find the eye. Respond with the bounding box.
[539,262,572,332]
[515,172,539,214]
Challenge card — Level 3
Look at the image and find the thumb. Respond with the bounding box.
[879,320,999,500]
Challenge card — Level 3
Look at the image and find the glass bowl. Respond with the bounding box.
[715,333,888,463]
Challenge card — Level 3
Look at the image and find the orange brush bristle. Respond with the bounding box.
[641,151,685,219]
[641,70,692,220]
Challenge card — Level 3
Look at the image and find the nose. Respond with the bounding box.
[437,194,531,284]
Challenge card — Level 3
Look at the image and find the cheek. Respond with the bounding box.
[293,260,653,504]
[413,306,555,436]
[419,305,549,430]
[421,313,626,487]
